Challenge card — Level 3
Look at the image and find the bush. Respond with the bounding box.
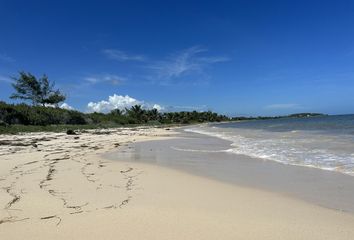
[0,101,230,127]
[0,101,88,126]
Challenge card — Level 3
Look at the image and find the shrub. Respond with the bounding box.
[0,101,230,127]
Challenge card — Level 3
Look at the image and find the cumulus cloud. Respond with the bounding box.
[264,103,301,110]
[152,104,163,112]
[148,46,229,84]
[86,94,163,113]
[84,74,125,85]
[60,103,74,110]
[102,49,146,62]
[44,103,75,110]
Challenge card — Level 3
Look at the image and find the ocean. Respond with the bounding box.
[185,114,354,176]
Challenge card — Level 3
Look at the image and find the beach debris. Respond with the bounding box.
[92,131,111,135]
[40,215,62,226]
[70,210,83,215]
[89,146,101,150]
[103,205,117,209]
[6,195,20,209]
[66,129,76,135]
[0,217,29,225]
[66,202,88,211]
[120,167,133,173]
[0,140,32,146]
[119,196,132,208]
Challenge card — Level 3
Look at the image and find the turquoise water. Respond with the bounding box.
[185,115,354,176]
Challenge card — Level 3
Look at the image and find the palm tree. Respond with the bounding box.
[146,108,160,121]
[126,105,146,123]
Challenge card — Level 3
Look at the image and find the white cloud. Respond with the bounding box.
[265,103,301,110]
[60,103,74,110]
[86,94,163,113]
[148,46,229,83]
[84,74,125,85]
[44,103,75,110]
[152,104,163,111]
[102,49,146,62]
[100,46,228,85]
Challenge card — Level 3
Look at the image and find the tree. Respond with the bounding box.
[126,105,146,123]
[10,72,66,106]
[146,108,160,121]
[110,108,123,116]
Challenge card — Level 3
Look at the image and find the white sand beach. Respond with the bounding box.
[1,127,354,240]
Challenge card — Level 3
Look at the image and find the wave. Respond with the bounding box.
[185,127,354,176]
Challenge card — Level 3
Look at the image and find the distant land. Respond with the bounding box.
[231,113,326,121]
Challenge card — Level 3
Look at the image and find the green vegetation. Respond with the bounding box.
[0,101,229,134]
[10,72,65,106]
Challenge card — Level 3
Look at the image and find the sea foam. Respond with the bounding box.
[185,125,354,176]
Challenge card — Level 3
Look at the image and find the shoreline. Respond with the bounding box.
[184,124,354,177]
[1,127,354,239]
[106,129,354,214]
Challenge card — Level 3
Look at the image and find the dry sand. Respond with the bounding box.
[0,127,353,239]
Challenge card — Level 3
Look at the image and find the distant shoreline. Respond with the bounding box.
[0,113,333,135]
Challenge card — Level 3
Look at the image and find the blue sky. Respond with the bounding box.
[1,0,354,116]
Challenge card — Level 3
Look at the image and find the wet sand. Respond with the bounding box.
[106,130,354,213]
